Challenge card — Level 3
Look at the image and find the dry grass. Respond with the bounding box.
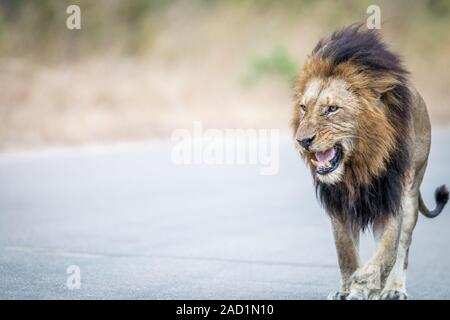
[0,1,449,150]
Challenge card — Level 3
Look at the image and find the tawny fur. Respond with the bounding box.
[292,59,402,194]
[291,25,448,300]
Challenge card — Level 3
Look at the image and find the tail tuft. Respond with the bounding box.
[435,184,449,206]
[419,185,449,218]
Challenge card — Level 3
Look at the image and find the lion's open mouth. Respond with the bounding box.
[311,144,342,175]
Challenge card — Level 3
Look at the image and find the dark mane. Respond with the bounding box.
[312,26,412,229]
[312,25,408,76]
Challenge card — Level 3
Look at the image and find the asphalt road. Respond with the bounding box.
[1,130,450,299]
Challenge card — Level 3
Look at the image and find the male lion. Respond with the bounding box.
[291,26,449,300]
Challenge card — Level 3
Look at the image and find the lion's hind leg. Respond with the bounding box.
[379,186,419,300]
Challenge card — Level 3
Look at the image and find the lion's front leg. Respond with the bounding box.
[348,214,402,300]
[328,217,360,300]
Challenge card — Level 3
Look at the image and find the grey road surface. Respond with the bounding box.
[1,131,450,299]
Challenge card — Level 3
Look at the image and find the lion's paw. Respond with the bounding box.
[379,290,408,300]
[327,291,349,300]
[346,289,368,300]
[346,287,381,300]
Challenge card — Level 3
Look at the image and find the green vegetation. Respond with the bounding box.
[0,0,448,60]
[0,0,449,149]
[245,47,299,86]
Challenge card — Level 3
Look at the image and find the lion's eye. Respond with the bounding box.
[300,104,307,112]
[326,105,339,114]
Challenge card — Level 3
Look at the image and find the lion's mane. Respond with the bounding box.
[292,26,412,229]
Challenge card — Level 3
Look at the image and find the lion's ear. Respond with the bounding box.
[370,74,400,99]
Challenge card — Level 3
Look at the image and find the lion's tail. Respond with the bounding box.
[419,185,449,218]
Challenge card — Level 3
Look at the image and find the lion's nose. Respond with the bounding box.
[298,135,315,151]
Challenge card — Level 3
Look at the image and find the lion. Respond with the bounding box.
[291,25,449,300]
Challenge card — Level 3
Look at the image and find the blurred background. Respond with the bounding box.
[0,0,450,150]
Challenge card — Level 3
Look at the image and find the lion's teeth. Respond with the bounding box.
[311,159,319,167]
[324,160,330,168]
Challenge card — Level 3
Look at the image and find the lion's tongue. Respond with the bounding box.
[315,148,335,167]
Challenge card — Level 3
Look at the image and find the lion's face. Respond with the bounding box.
[292,26,413,230]
[293,77,360,184]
